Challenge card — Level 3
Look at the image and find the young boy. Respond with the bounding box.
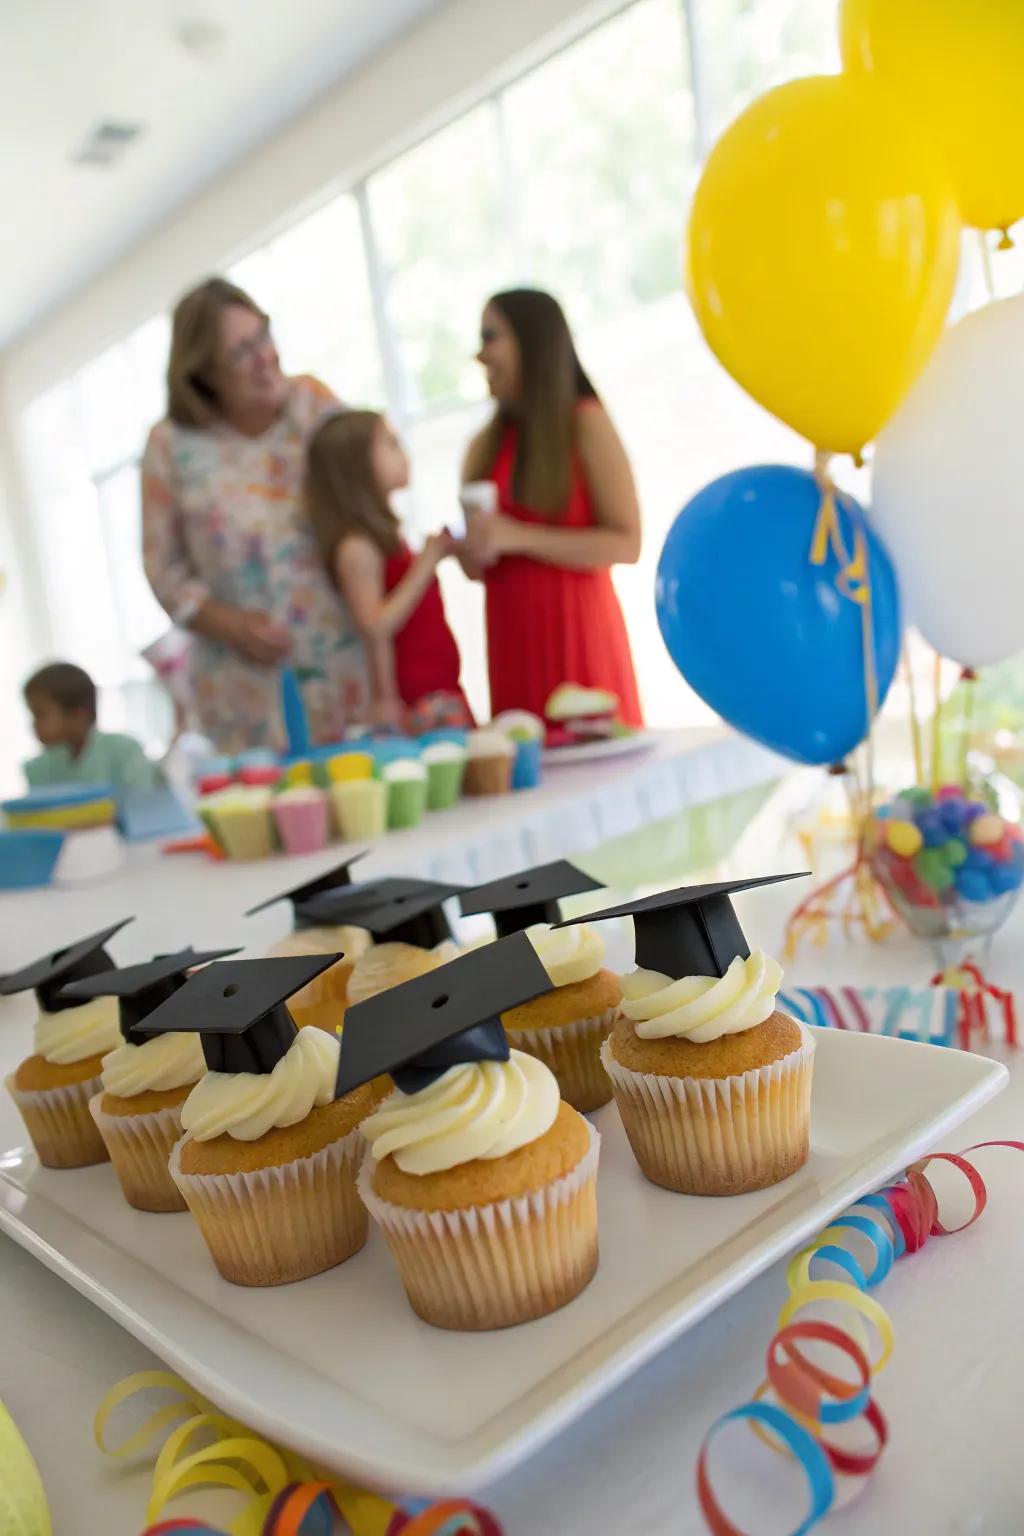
[22,662,159,793]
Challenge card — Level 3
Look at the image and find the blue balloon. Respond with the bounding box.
[656,466,902,765]
[917,810,949,848]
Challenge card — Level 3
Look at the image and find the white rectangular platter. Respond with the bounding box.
[0,1027,1006,1493]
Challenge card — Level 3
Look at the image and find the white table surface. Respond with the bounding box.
[3,749,1022,1535]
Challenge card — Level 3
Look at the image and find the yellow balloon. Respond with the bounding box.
[687,75,960,456]
[842,0,1024,236]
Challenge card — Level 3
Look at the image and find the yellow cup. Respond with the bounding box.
[327,752,374,783]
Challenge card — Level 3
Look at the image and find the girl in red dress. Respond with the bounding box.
[461,289,643,725]
[306,411,472,733]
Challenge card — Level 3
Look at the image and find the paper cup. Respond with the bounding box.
[359,1121,600,1330]
[6,1074,110,1168]
[601,1030,814,1196]
[330,780,387,841]
[272,793,330,856]
[507,1008,616,1113]
[212,806,276,860]
[511,738,543,790]
[387,779,428,829]
[169,1128,368,1286]
[459,481,499,518]
[90,1097,188,1212]
[463,756,513,796]
[327,752,374,783]
[426,757,465,810]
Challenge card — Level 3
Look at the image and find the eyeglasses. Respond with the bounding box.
[221,319,273,370]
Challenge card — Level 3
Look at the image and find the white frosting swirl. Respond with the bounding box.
[362,1048,559,1175]
[526,923,604,988]
[34,999,121,1065]
[102,1032,206,1097]
[621,951,783,1043]
[271,925,371,962]
[180,1027,339,1142]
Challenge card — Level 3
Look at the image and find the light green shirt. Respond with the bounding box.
[24,730,160,794]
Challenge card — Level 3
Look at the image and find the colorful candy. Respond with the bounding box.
[870,786,1024,926]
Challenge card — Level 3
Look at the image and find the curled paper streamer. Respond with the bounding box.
[0,1397,52,1536]
[697,1140,1024,1534]
[97,1372,500,1536]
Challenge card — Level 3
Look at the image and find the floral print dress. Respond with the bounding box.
[142,376,369,752]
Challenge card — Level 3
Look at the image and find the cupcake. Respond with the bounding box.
[492,711,545,790]
[459,861,613,1111]
[562,874,813,1196]
[463,730,515,796]
[249,859,373,1032]
[340,932,600,1329]
[382,759,428,829]
[421,741,467,810]
[200,786,276,860]
[330,778,387,841]
[346,942,443,1005]
[1,922,130,1169]
[271,786,330,856]
[63,949,237,1211]
[142,955,385,1286]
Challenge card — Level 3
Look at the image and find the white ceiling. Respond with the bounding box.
[0,0,440,348]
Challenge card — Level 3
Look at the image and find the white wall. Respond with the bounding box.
[0,0,622,412]
[0,397,45,793]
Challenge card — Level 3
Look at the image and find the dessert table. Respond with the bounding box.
[2,736,1022,1534]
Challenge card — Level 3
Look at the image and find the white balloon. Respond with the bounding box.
[871,296,1024,667]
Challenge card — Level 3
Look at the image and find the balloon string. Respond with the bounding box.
[959,668,977,788]
[978,231,997,298]
[903,640,924,786]
[930,652,944,790]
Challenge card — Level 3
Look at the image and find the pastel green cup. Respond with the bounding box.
[384,761,429,829]
[330,779,387,841]
[422,744,467,810]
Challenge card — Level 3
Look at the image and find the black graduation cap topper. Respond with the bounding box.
[304,879,464,950]
[60,948,241,1041]
[337,929,553,1097]
[459,860,605,937]
[296,875,445,931]
[244,852,369,923]
[138,954,343,1074]
[0,920,133,1012]
[556,874,809,980]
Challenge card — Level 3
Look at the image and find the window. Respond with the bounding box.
[16,0,857,747]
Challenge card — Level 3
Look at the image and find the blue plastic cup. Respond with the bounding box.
[512,737,543,790]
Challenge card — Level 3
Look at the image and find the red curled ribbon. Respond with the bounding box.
[697,1138,1024,1533]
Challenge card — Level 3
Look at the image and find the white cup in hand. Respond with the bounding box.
[459,481,498,519]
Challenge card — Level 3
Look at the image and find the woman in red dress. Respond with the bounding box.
[461,289,642,725]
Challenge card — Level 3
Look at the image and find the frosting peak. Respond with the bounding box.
[621,951,783,1044]
[102,1032,207,1097]
[180,1027,339,1142]
[527,922,604,988]
[34,998,121,1065]
[361,1049,559,1175]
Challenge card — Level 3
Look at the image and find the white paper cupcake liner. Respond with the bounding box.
[6,1072,109,1169]
[508,1007,617,1112]
[90,1095,189,1212]
[169,1126,367,1286]
[358,1119,600,1330]
[601,1027,815,1196]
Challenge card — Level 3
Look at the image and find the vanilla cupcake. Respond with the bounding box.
[346,942,444,1005]
[1,923,130,1168]
[64,949,237,1211]
[561,875,812,1196]
[341,932,599,1330]
[459,861,614,1110]
[248,860,373,1032]
[463,729,516,795]
[141,955,385,1286]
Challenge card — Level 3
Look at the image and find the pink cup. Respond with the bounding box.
[272,791,330,856]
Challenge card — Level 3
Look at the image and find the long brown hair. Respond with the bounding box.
[166,277,267,427]
[306,410,402,572]
[464,289,598,514]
